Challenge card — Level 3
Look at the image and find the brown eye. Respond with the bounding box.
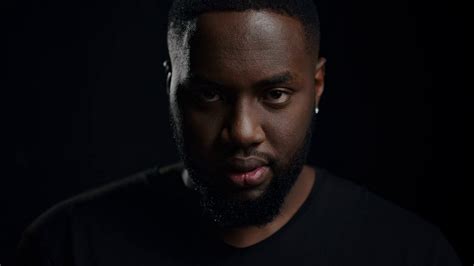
[199,89,221,102]
[264,89,291,104]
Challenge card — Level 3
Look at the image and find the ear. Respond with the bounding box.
[163,60,172,95]
[314,57,326,107]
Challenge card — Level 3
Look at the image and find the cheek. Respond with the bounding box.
[265,95,313,161]
[182,108,225,158]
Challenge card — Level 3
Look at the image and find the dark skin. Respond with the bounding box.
[167,10,326,248]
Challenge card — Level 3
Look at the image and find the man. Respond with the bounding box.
[17,0,462,265]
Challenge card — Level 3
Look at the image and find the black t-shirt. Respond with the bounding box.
[17,163,462,265]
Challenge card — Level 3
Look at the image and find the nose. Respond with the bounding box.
[221,100,265,148]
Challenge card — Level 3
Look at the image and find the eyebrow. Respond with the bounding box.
[253,71,295,88]
[184,74,226,89]
[184,71,295,90]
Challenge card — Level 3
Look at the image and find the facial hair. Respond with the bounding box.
[170,111,315,229]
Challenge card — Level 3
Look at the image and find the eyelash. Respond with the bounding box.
[264,89,292,104]
[196,88,292,105]
[198,89,221,102]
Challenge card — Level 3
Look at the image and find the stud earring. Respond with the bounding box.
[315,107,319,114]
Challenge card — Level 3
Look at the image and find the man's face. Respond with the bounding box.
[168,10,324,227]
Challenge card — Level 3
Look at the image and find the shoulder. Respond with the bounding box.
[316,167,437,233]
[23,162,186,235]
[23,165,154,232]
[314,166,462,265]
[17,162,185,265]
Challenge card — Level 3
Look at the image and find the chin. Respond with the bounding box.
[225,186,268,202]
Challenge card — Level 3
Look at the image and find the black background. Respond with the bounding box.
[5,0,469,265]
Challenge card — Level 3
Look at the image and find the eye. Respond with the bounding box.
[198,89,222,103]
[263,89,291,104]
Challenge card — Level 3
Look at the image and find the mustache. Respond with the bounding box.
[233,150,273,162]
[218,147,275,166]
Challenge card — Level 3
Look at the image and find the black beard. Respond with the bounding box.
[170,112,315,229]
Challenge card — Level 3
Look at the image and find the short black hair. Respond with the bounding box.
[167,0,321,58]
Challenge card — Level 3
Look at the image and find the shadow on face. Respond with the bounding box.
[168,10,325,199]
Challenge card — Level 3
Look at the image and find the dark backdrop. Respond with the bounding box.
[5,0,469,265]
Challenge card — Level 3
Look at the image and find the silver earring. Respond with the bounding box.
[315,107,319,114]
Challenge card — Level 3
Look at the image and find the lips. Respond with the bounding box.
[227,166,269,187]
[224,157,268,172]
[222,157,270,187]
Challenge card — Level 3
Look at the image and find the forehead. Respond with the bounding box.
[194,10,306,50]
[172,10,315,85]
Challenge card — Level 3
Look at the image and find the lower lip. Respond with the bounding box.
[227,166,269,187]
